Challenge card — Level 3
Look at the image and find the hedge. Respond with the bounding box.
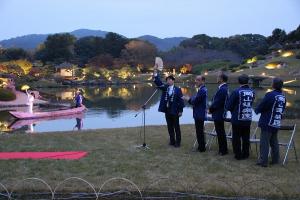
[0,88,16,101]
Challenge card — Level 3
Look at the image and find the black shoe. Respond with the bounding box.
[235,155,243,160]
[256,162,268,167]
[220,151,228,156]
[174,143,180,148]
[169,142,175,146]
[198,148,206,152]
[270,161,279,165]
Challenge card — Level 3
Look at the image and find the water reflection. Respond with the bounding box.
[74,118,83,130]
[0,84,300,133]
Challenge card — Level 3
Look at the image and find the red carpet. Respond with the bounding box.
[0,151,88,160]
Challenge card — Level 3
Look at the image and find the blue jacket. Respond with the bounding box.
[154,75,184,115]
[209,83,229,121]
[225,85,255,126]
[188,85,207,120]
[255,90,286,133]
[75,94,83,106]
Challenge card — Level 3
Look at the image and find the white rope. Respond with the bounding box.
[53,177,98,199]
[98,177,143,200]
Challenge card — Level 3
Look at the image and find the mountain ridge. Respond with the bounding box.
[0,29,187,51]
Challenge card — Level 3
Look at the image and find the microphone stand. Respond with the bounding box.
[135,88,158,150]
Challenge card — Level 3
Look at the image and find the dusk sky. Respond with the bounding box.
[0,0,299,40]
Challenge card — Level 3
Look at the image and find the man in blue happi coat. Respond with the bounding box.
[183,75,207,152]
[209,72,229,155]
[226,74,255,160]
[255,78,286,167]
[153,72,185,147]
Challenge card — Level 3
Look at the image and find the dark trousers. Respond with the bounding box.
[259,130,279,165]
[165,113,181,145]
[232,124,250,159]
[195,119,206,151]
[214,120,228,154]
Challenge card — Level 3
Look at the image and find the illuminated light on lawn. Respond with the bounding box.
[108,77,112,81]
[286,101,292,107]
[204,72,208,75]
[283,79,297,84]
[246,56,257,64]
[93,72,100,78]
[281,51,294,57]
[282,88,296,95]
[265,63,278,69]
[261,72,266,76]
[235,69,244,73]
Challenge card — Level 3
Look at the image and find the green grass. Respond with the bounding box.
[0,121,299,199]
[192,60,237,75]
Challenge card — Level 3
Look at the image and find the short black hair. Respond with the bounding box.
[238,74,249,85]
[272,77,283,91]
[166,75,175,81]
[201,76,206,82]
[219,73,228,82]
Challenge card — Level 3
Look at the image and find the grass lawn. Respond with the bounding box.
[0,122,299,199]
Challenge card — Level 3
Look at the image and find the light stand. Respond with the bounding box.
[135,89,158,150]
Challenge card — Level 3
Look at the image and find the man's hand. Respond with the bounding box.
[178,112,182,117]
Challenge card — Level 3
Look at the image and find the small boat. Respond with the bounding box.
[8,113,84,130]
[9,105,86,120]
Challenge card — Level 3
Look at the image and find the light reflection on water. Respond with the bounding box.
[0,84,299,133]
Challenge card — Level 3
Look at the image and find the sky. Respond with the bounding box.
[0,0,299,40]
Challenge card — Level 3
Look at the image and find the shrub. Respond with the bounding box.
[229,64,239,69]
[239,65,249,69]
[256,55,266,60]
[0,88,16,101]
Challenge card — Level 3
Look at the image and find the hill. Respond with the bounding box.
[0,30,187,51]
[138,35,187,51]
[0,29,108,50]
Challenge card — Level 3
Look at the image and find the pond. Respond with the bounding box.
[0,83,299,133]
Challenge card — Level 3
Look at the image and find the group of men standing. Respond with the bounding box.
[153,70,286,167]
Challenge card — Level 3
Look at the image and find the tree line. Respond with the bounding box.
[0,25,299,70]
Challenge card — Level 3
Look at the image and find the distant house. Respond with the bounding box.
[55,62,76,78]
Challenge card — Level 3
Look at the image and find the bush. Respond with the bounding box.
[296,53,300,59]
[239,65,249,69]
[256,55,266,60]
[0,88,16,101]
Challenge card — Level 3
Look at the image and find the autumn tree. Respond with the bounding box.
[121,40,157,69]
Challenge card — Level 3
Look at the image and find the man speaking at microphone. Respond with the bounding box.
[153,68,185,148]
